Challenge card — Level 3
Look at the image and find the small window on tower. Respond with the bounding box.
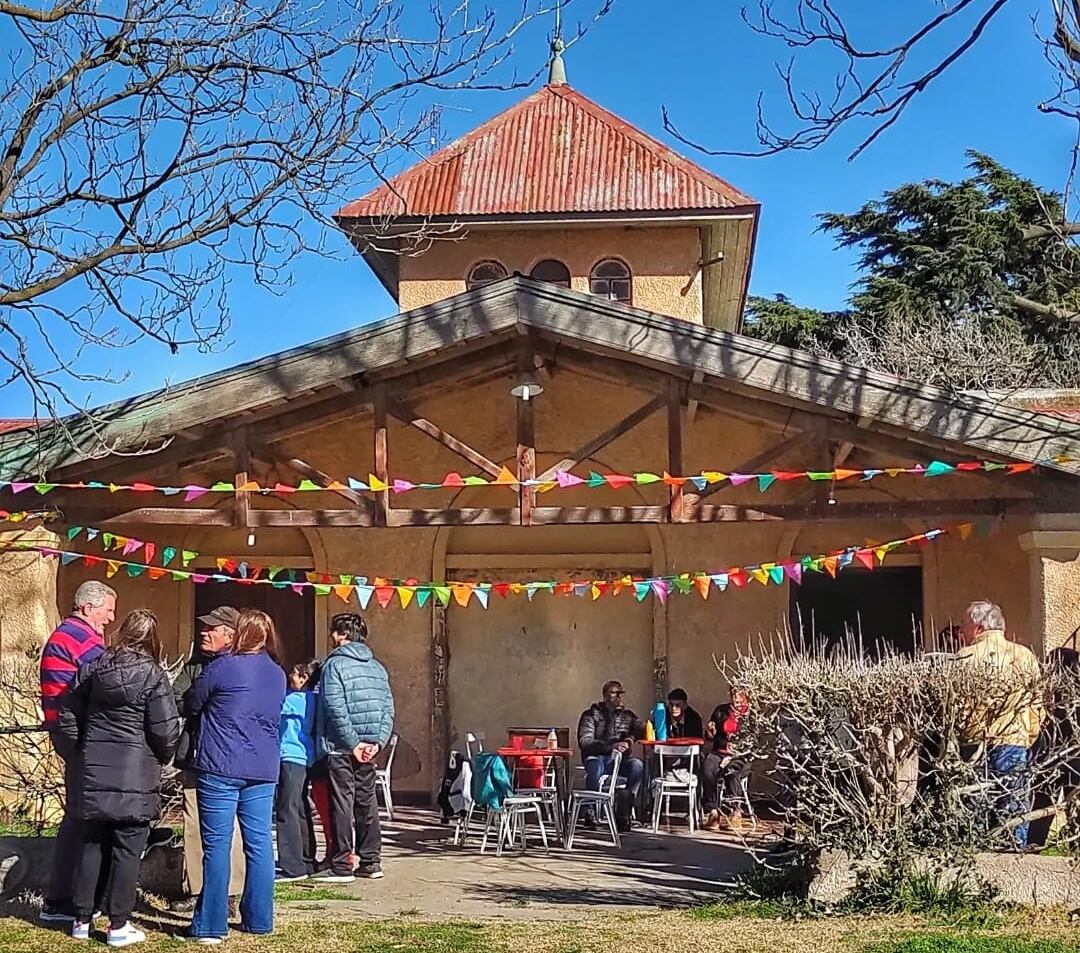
[529,259,571,288]
[467,260,508,289]
[590,258,632,303]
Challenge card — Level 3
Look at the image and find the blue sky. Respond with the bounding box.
[3,0,1068,416]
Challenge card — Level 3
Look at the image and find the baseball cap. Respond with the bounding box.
[197,606,241,629]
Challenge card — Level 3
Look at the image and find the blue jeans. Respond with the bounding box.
[584,754,644,796]
[192,774,276,938]
[988,745,1030,848]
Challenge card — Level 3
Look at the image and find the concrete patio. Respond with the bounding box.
[278,808,761,921]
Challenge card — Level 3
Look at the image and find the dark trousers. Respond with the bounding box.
[275,761,315,877]
[701,752,751,814]
[48,746,109,910]
[327,755,381,875]
[74,821,149,929]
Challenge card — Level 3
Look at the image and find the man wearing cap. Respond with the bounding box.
[169,606,246,915]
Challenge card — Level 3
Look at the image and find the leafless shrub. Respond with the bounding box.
[821,310,1080,392]
[723,640,1080,862]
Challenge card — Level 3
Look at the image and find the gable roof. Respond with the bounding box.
[335,84,758,221]
[1,276,1077,480]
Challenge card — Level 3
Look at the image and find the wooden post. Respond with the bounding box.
[430,601,450,801]
[232,429,252,529]
[373,385,389,528]
[516,392,536,527]
[667,382,684,523]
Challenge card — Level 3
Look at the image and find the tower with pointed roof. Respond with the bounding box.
[335,45,759,331]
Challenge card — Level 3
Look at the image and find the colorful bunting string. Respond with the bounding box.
[0,509,61,523]
[0,456,1067,502]
[0,525,963,610]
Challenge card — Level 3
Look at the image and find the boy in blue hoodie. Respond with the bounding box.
[275,661,319,882]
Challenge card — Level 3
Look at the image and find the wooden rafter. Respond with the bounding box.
[66,496,1050,528]
[697,432,814,501]
[249,439,371,510]
[535,393,665,483]
[386,396,503,479]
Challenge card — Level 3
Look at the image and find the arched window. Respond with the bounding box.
[467,260,508,289]
[529,258,571,288]
[590,258,632,303]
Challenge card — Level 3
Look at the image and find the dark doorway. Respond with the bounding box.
[193,574,315,668]
[789,566,923,655]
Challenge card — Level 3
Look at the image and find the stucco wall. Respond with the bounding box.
[0,528,60,656]
[39,368,1054,797]
[398,225,703,321]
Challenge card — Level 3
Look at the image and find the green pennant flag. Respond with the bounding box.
[634,472,662,485]
[297,479,322,491]
[768,565,785,585]
[126,564,147,578]
[170,571,189,581]
[807,471,832,481]
[587,471,606,488]
[162,547,176,566]
[672,575,692,595]
[181,550,197,567]
[102,533,114,549]
[268,566,283,580]
[34,483,57,495]
[339,574,353,586]
[209,481,234,492]
[314,584,332,597]
[983,462,1007,471]
[757,474,777,492]
[67,526,83,541]
[463,476,488,486]
[433,585,452,606]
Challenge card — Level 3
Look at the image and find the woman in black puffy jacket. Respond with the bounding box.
[58,609,180,947]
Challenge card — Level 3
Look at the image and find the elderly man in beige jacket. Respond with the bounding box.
[956,600,1042,847]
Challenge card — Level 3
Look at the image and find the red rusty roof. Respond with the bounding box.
[0,420,34,435]
[336,84,757,221]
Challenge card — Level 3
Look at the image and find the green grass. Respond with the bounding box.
[688,898,797,921]
[861,934,1080,953]
[272,882,354,903]
[0,820,59,837]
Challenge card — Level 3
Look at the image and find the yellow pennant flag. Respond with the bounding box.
[367,474,388,492]
[397,586,415,610]
[749,567,769,586]
[106,560,120,578]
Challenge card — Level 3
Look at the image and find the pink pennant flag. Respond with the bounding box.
[556,470,585,488]
[784,562,803,585]
[9,483,31,494]
[183,485,209,502]
[121,539,144,556]
[728,474,754,486]
[391,480,415,494]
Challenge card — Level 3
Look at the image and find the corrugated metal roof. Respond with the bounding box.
[336,84,757,220]
[0,419,34,435]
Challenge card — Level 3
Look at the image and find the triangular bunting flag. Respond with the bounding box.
[416,587,432,609]
[397,587,415,609]
[333,585,353,602]
[693,575,711,599]
[493,467,517,486]
[473,588,490,609]
[757,474,777,493]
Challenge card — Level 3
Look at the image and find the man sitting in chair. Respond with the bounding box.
[577,680,646,832]
[701,687,752,832]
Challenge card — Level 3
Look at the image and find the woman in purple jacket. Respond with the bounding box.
[187,610,285,943]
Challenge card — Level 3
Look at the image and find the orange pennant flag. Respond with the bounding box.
[493,467,518,486]
[451,584,473,608]
[957,522,974,540]
[333,585,353,602]
[694,575,711,599]
[833,469,860,481]
[823,556,839,578]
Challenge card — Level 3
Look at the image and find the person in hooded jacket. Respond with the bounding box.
[313,613,394,884]
[58,609,180,948]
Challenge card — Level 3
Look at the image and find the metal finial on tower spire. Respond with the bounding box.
[548,1,566,85]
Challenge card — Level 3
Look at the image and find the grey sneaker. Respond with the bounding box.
[310,870,356,884]
[354,863,384,880]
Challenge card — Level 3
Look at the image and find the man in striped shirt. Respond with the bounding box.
[38,580,116,922]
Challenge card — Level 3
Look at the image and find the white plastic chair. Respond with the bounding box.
[720,766,758,831]
[376,733,398,822]
[511,752,564,835]
[480,791,550,856]
[452,732,483,846]
[650,743,700,833]
[565,750,623,849]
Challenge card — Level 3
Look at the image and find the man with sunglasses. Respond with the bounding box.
[576,680,646,831]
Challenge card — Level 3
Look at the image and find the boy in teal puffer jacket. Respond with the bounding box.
[313,614,394,883]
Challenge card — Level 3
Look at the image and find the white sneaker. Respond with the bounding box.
[71,920,91,940]
[182,935,223,945]
[106,922,146,947]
